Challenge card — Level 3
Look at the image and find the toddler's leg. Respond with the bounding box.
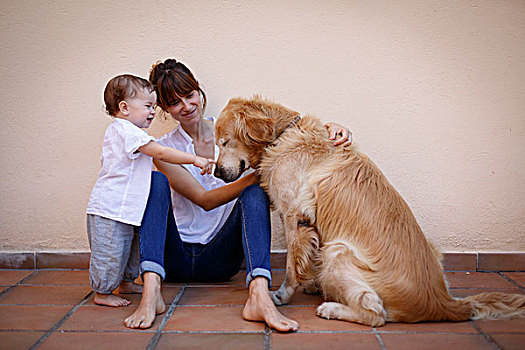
[87,215,135,307]
[119,229,143,294]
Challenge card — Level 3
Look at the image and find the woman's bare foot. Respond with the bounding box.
[124,272,166,329]
[118,280,143,294]
[94,292,131,307]
[242,277,299,332]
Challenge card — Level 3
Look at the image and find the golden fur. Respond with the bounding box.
[214,96,525,326]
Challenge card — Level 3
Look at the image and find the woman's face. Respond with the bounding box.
[165,90,203,126]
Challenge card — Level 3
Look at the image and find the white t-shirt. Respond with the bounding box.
[86,118,155,226]
[157,117,236,244]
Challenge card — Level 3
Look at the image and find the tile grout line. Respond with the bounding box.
[146,285,187,350]
[497,272,525,291]
[372,327,387,350]
[0,270,39,298]
[264,326,271,350]
[469,320,501,350]
[29,290,94,350]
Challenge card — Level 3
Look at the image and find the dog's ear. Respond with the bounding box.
[236,109,276,145]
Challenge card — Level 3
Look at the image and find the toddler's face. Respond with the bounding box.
[124,89,157,129]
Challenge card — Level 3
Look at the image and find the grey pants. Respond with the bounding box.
[86,214,140,294]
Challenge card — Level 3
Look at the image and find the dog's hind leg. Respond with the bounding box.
[302,279,321,295]
[316,241,386,327]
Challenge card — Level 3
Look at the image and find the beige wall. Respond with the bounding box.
[1,0,524,253]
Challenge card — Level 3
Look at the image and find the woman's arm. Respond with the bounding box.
[154,159,258,211]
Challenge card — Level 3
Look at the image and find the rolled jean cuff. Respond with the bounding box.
[246,268,272,288]
[140,260,166,281]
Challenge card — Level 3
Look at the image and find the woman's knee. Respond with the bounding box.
[151,171,170,191]
[240,184,268,201]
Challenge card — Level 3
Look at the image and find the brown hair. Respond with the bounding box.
[104,74,154,116]
[149,59,207,112]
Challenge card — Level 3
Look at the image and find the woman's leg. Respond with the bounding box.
[192,184,271,283]
[137,172,191,281]
[125,171,190,329]
[193,184,298,331]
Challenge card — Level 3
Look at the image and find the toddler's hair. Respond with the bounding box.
[104,74,154,116]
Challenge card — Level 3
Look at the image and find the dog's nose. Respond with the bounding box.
[214,166,223,179]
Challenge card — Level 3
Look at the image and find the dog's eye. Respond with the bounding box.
[222,140,229,147]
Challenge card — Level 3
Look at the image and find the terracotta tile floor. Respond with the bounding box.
[0,269,524,349]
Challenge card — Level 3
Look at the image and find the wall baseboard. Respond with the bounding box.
[0,251,523,271]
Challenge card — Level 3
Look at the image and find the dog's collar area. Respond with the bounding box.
[274,114,301,141]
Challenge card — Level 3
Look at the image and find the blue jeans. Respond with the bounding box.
[138,172,272,286]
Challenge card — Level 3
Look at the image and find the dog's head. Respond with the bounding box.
[214,97,277,182]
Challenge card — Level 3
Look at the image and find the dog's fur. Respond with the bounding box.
[214,96,525,326]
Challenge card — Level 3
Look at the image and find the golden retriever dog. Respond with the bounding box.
[214,96,525,326]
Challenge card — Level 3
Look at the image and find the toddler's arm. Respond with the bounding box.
[138,141,215,175]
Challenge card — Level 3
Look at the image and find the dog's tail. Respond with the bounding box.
[441,292,525,321]
[465,292,525,320]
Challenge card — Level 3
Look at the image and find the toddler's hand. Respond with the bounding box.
[193,156,216,175]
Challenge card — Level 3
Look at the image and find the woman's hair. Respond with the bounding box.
[104,74,154,116]
[149,59,207,112]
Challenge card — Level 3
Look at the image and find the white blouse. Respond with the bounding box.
[157,117,236,244]
[87,118,155,226]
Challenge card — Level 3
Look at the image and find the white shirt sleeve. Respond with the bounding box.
[119,121,155,159]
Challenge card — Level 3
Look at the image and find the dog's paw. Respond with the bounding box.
[269,290,289,306]
[302,282,321,295]
[316,302,343,320]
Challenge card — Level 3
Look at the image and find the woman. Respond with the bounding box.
[124,58,352,331]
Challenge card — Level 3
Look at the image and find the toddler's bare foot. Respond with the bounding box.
[118,280,143,294]
[124,272,165,329]
[94,292,131,307]
[242,277,299,332]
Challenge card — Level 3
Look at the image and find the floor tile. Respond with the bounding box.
[0,331,45,349]
[0,285,91,305]
[185,271,247,287]
[445,272,517,289]
[473,318,525,333]
[59,305,160,331]
[22,270,89,285]
[156,333,264,350]
[490,333,525,350]
[380,333,493,350]
[179,286,247,305]
[0,305,71,330]
[84,285,180,306]
[39,331,154,350]
[279,306,373,332]
[503,272,525,287]
[379,320,477,333]
[0,270,34,285]
[0,253,35,269]
[36,252,89,269]
[442,253,477,271]
[271,333,381,350]
[478,253,525,271]
[164,306,265,332]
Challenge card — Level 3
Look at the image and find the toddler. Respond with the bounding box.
[86,74,213,307]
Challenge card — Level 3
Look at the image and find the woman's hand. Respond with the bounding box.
[325,122,353,147]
